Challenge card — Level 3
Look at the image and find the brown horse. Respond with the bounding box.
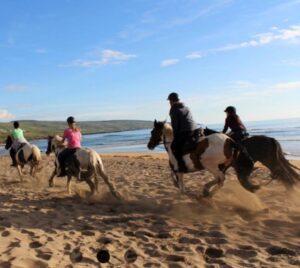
[204,128,300,191]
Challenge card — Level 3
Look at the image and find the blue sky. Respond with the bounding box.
[1,0,300,124]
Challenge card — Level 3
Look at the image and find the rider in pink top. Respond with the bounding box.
[63,127,81,149]
[58,116,82,177]
[61,116,82,148]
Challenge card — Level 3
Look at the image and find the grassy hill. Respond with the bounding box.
[0,120,153,141]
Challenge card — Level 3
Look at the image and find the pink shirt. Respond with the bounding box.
[63,128,82,149]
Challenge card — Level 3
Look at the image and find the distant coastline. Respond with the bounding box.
[0,120,153,142]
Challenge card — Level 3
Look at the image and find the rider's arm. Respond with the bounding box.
[222,118,229,133]
[170,111,179,134]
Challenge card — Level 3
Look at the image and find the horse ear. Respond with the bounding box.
[154,119,157,127]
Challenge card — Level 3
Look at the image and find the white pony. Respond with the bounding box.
[5,135,42,181]
[46,135,121,199]
[147,121,254,197]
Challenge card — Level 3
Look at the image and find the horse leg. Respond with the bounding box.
[170,170,179,188]
[98,169,121,200]
[203,178,219,197]
[85,176,95,196]
[175,172,185,193]
[94,174,99,193]
[237,173,260,193]
[203,168,225,197]
[16,165,24,182]
[49,169,56,187]
[30,164,33,176]
[67,175,73,195]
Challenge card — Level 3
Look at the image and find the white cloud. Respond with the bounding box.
[217,24,300,52]
[273,81,300,91]
[3,84,27,92]
[160,58,179,67]
[186,52,203,59]
[185,24,300,58]
[0,109,15,120]
[68,49,136,67]
[281,59,300,66]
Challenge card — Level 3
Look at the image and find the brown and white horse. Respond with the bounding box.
[5,135,42,181]
[46,135,121,199]
[147,120,254,197]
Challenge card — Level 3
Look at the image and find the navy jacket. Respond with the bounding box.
[169,102,197,137]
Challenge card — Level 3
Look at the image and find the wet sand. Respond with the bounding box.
[0,154,299,267]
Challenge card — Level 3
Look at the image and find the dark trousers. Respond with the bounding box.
[171,131,194,172]
[58,148,77,177]
[230,130,246,143]
[10,148,17,166]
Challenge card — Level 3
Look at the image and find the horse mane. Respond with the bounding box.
[54,135,63,142]
[163,122,173,138]
[53,135,67,147]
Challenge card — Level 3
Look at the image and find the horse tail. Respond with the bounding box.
[288,162,300,172]
[31,145,42,164]
[273,138,300,187]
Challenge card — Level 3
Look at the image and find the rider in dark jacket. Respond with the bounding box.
[222,106,247,142]
[168,92,197,172]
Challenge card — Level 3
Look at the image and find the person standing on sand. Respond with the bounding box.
[168,92,197,172]
[10,121,28,166]
[222,106,247,143]
[57,116,82,177]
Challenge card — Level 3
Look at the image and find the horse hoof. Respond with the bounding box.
[203,189,211,198]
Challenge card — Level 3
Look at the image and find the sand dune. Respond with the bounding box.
[0,154,299,267]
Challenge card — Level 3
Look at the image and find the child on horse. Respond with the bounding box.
[57,116,82,177]
[10,121,28,166]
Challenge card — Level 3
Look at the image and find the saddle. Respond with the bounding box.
[181,128,204,154]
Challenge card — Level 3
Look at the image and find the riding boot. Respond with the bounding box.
[173,150,187,173]
[10,149,17,167]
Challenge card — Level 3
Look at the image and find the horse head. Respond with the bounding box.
[46,136,54,155]
[203,127,219,136]
[5,135,12,150]
[147,120,166,150]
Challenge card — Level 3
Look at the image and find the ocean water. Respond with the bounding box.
[1,118,300,159]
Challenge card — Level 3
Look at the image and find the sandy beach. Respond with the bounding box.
[0,153,299,268]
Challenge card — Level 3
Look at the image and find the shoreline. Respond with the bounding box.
[1,152,299,165]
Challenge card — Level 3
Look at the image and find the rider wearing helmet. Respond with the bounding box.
[222,106,247,142]
[168,92,197,172]
[57,116,82,177]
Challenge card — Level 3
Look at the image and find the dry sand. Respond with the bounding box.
[0,153,299,268]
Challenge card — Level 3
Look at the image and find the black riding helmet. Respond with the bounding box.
[167,92,180,102]
[224,106,236,114]
[13,121,20,128]
[67,116,76,124]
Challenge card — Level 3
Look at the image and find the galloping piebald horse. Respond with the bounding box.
[46,135,121,199]
[147,120,254,197]
[5,135,42,181]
